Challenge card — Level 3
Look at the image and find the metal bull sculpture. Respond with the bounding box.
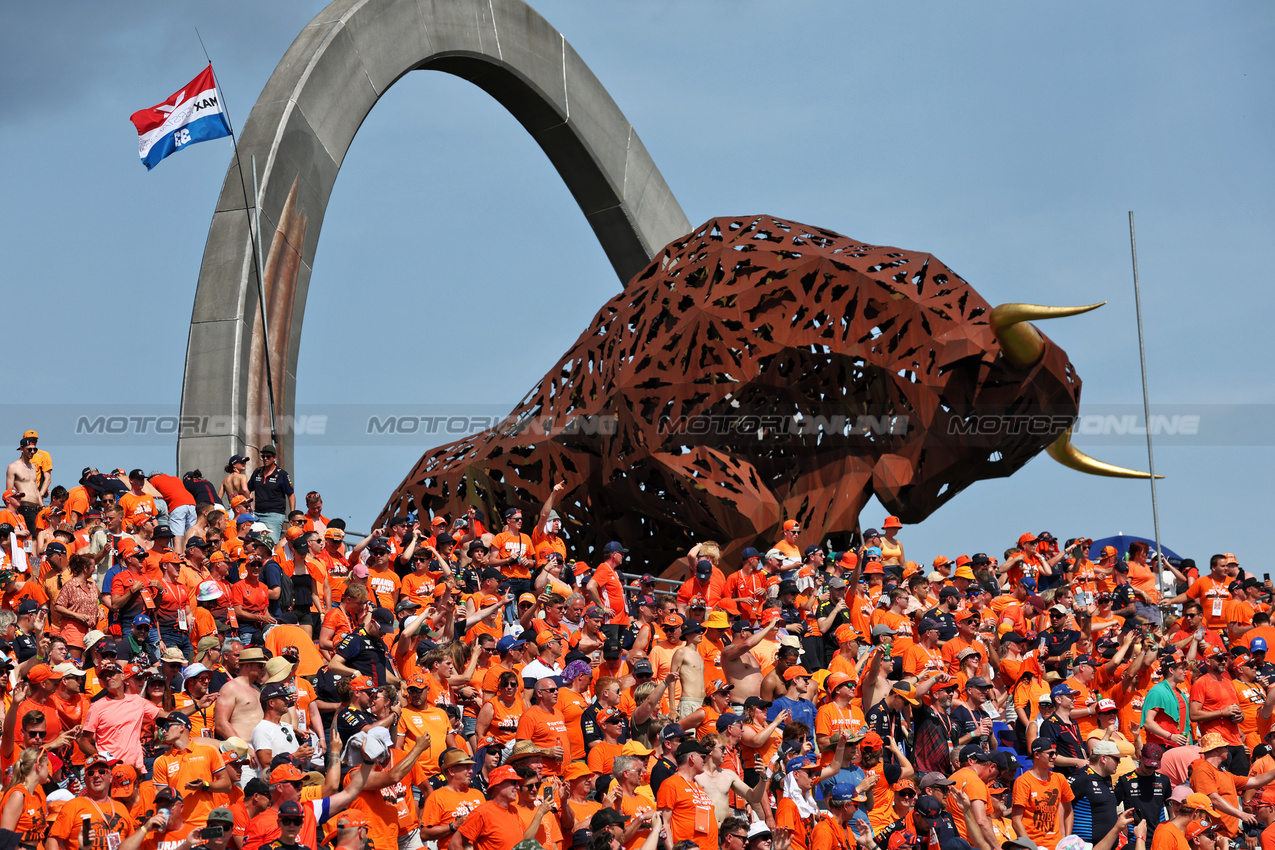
[380,215,1152,573]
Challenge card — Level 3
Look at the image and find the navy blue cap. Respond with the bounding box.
[741,547,762,561]
[601,541,629,555]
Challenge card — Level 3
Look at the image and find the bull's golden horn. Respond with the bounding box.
[1047,428,1164,479]
[990,302,1106,369]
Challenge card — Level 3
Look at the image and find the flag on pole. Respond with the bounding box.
[130,64,231,170]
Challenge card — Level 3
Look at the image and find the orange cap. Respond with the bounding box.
[782,520,800,531]
[839,551,858,569]
[323,528,345,541]
[782,665,811,682]
[1017,532,1038,547]
[270,764,307,783]
[286,527,305,541]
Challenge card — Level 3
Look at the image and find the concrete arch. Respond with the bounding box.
[177,0,690,474]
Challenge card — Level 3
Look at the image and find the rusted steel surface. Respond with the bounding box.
[380,215,1084,572]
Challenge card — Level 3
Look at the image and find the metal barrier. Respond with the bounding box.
[620,572,682,601]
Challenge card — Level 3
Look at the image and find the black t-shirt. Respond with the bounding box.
[923,609,959,642]
[335,627,390,683]
[1070,768,1118,841]
[650,756,677,797]
[580,700,629,750]
[1114,771,1173,834]
[950,705,987,747]
[248,467,294,514]
[1040,628,1080,675]
[1039,716,1087,775]
[183,476,218,505]
[336,706,377,743]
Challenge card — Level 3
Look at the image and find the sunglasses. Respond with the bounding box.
[898,791,917,798]
[26,730,46,739]
[406,687,425,695]
[280,818,304,826]
[86,767,110,776]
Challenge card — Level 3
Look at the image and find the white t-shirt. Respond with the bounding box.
[247,718,301,780]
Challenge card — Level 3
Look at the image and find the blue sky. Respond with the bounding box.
[2,2,1271,570]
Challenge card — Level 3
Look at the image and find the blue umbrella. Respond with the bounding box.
[1087,535,1182,562]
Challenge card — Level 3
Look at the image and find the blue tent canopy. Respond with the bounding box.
[1087,534,1182,562]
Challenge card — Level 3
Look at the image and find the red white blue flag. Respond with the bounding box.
[129,64,231,170]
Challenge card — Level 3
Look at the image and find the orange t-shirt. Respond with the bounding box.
[948,767,990,841]
[1190,757,1245,836]
[557,688,590,758]
[1190,673,1242,746]
[1186,576,1232,630]
[515,705,571,774]
[458,801,526,850]
[490,532,534,580]
[1012,770,1074,850]
[420,785,485,828]
[118,493,157,529]
[657,773,718,849]
[148,474,195,510]
[48,795,134,850]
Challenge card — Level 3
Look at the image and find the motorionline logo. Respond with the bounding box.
[76,415,329,435]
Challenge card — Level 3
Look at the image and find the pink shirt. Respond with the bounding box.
[84,694,161,768]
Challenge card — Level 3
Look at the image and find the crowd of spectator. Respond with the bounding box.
[0,431,1268,850]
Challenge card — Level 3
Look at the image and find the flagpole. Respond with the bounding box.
[196,30,280,454]
[1128,211,1164,592]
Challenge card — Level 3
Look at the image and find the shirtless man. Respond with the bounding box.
[721,619,779,705]
[695,731,767,823]
[5,439,43,536]
[213,646,267,741]
[669,622,707,718]
[760,645,802,704]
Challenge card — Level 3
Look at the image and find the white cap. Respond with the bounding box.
[747,823,773,841]
[764,549,785,563]
[53,663,84,678]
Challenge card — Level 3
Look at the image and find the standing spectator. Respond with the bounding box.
[450,766,528,850]
[302,491,328,533]
[1012,738,1074,850]
[247,446,294,544]
[421,749,485,845]
[155,553,193,659]
[145,471,197,553]
[47,754,146,850]
[657,739,719,850]
[586,542,630,627]
[1070,741,1121,844]
[1039,684,1088,776]
[516,678,571,776]
[219,455,251,510]
[79,660,170,771]
[1115,744,1173,838]
[489,509,534,600]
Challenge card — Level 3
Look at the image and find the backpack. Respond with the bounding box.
[264,559,295,612]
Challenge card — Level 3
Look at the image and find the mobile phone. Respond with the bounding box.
[201,826,224,840]
[1265,574,1270,583]
[544,786,555,804]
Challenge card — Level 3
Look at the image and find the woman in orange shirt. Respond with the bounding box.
[0,748,50,847]
[477,671,526,747]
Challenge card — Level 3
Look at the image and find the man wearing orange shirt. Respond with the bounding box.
[724,548,769,610]
[490,508,535,594]
[1190,651,1248,773]
[421,749,485,845]
[677,559,726,614]
[942,612,989,676]
[119,470,157,531]
[450,765,526,850]
[587,542,631,627]
[904,619,946,680]
[1167,555,1233,633]
[1189,732,1275,838]
[656,739,719,850]
[516,678,572,775]
[948,745,998,846]
[772,520,802,573]
[146,471,197,553]
[531,482,568,568]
